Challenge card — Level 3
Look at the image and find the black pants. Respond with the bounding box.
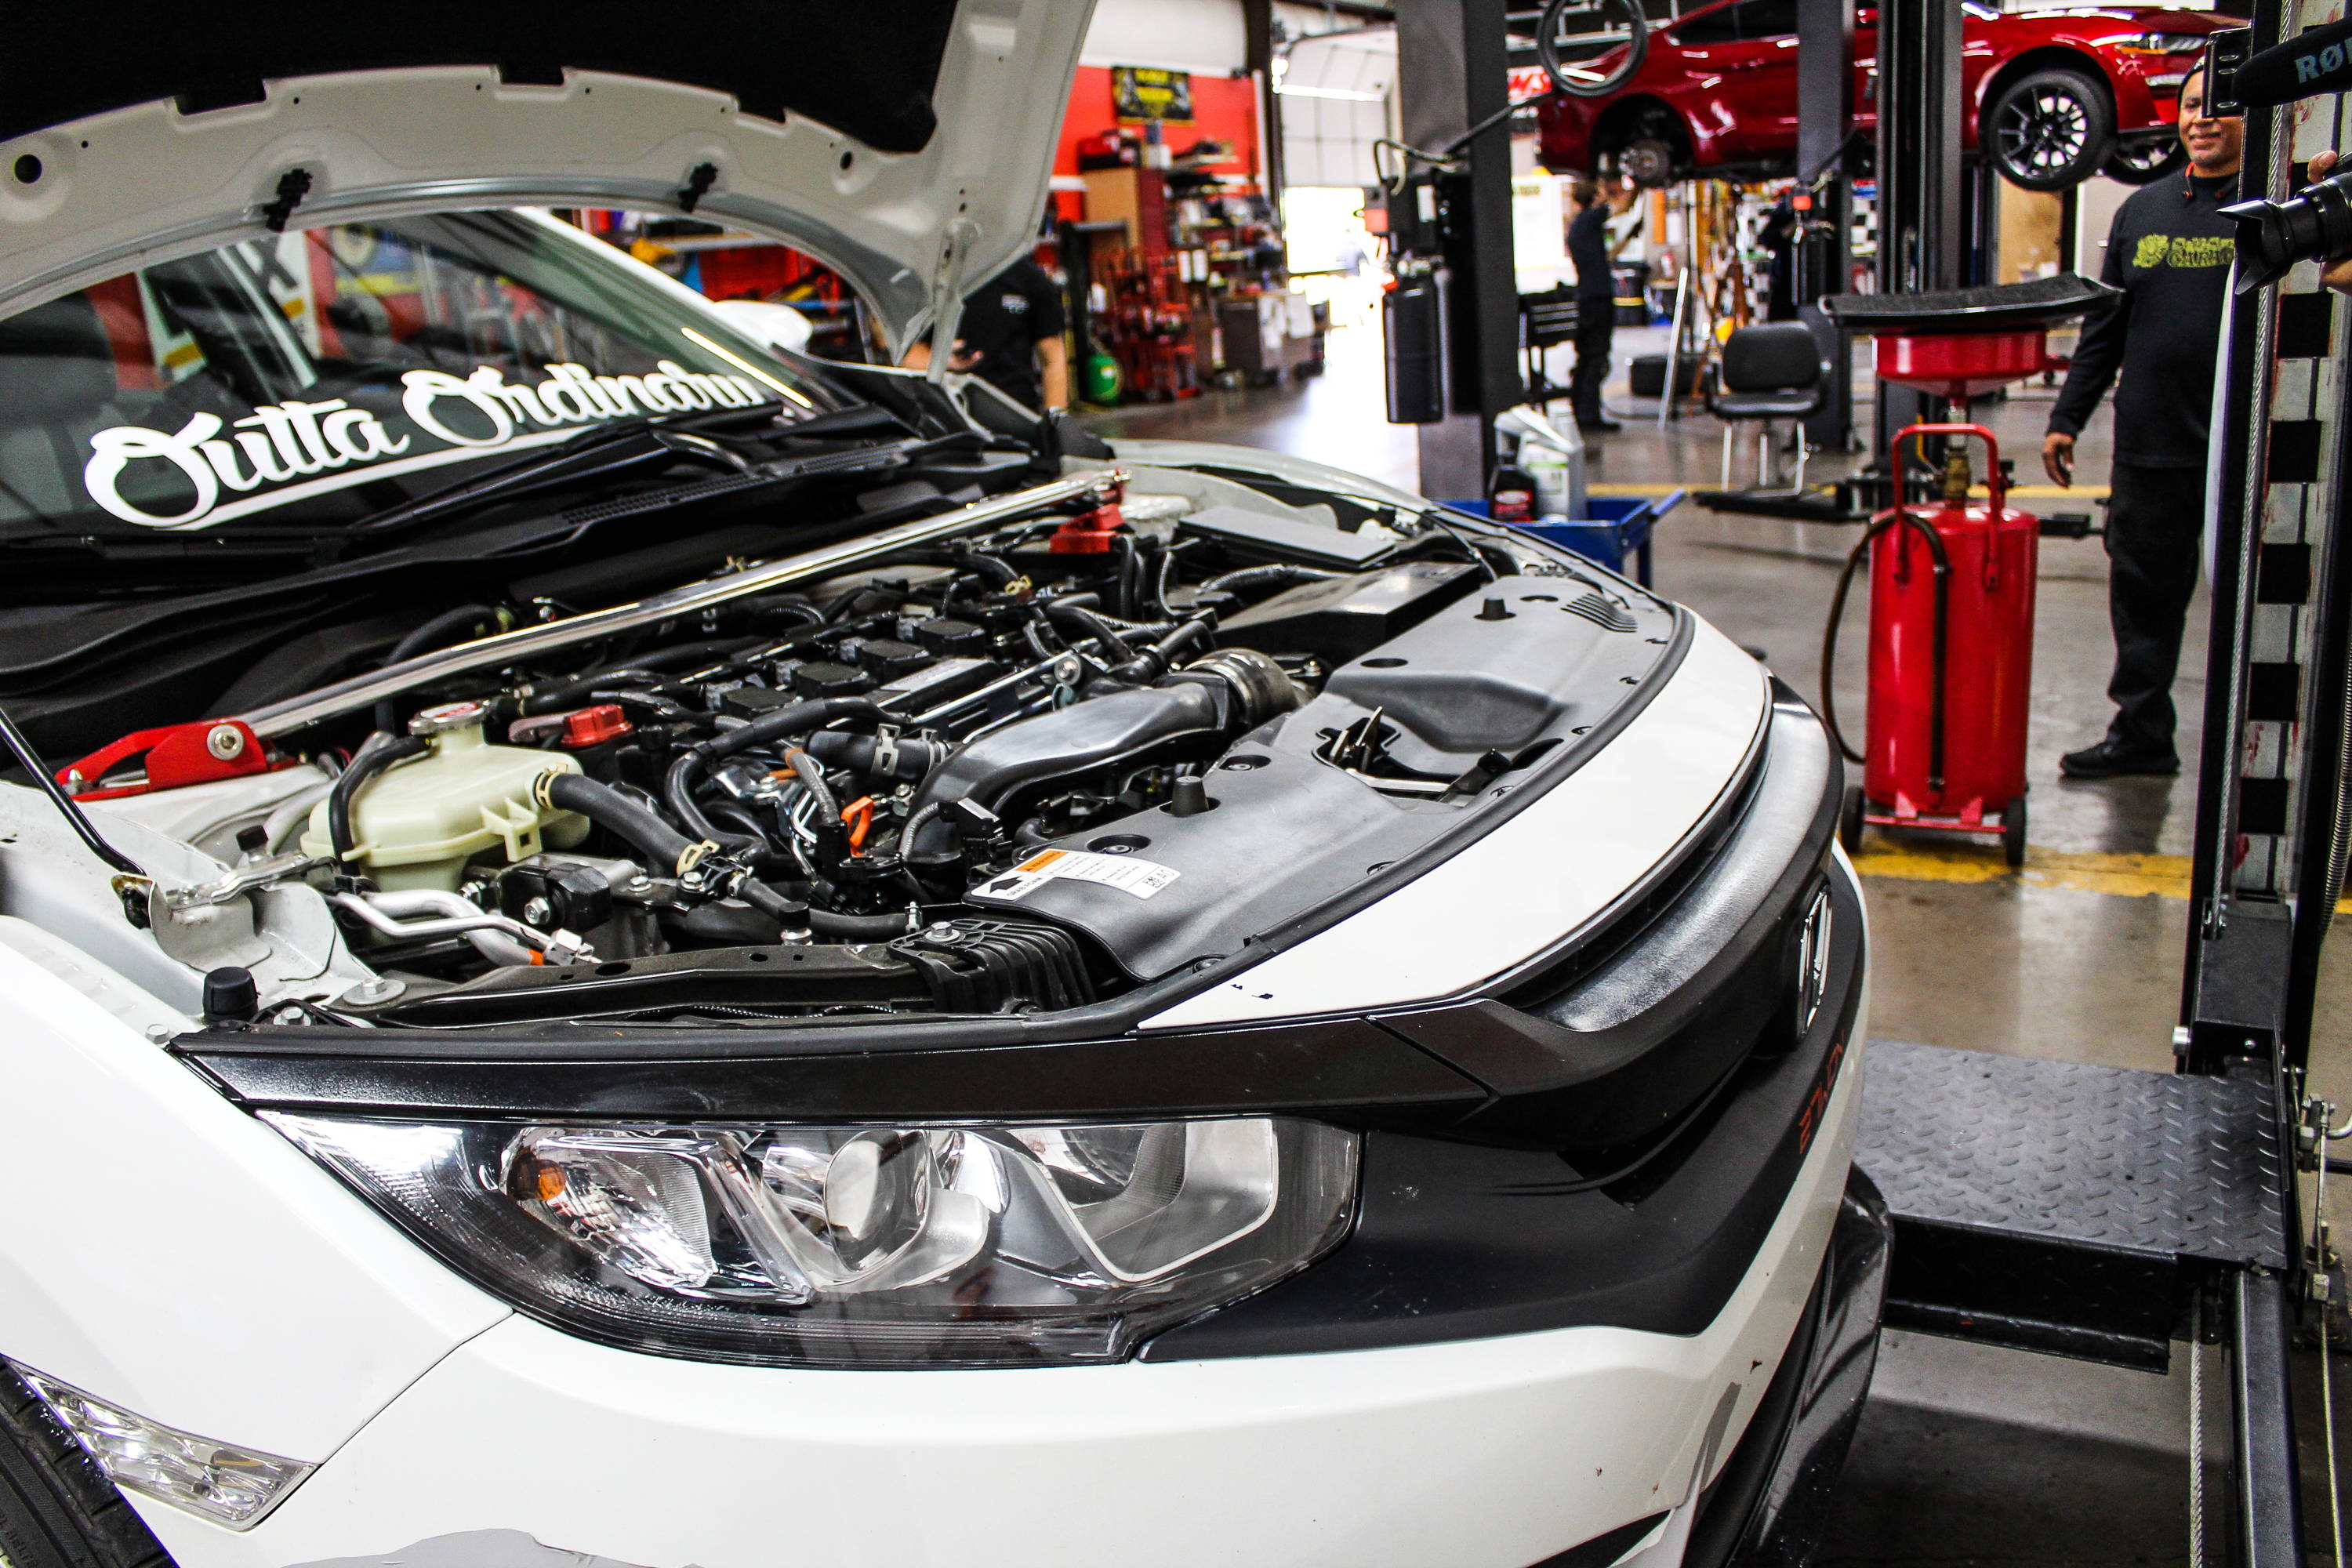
[1571,308,1615,423]
[2103,460,2205,757]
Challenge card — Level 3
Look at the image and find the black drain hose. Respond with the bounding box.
[1819,511,1951,793]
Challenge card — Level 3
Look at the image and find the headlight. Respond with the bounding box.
[2121,31,2212,56]
[267,1113,1359,1368]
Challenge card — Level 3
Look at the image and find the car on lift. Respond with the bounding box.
[1536,0,2242,191]
[0,4,1878,1566]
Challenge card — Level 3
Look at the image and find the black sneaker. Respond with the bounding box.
[1577,416,1623,434]
[2060,739,2180,779]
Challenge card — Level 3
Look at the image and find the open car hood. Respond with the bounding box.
[0,0,1091,349]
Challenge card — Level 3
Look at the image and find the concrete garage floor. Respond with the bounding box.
[1084,315,2350,1564]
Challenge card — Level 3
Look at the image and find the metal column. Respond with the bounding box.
[2173,5,2321,1563]
[1872,0,1963,455]
[1397,0,1524,501]
[1794,0,1853,453]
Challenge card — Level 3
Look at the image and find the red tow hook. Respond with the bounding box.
[57,719,281,800]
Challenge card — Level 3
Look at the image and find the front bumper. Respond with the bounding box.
[132,1007,1867,1568]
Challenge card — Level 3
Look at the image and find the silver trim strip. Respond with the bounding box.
[236,470,1120,739]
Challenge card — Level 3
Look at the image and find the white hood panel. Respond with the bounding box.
[0,0,1091,347]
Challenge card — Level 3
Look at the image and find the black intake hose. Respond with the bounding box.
[329,733,430,862]
[902,681,1227,858]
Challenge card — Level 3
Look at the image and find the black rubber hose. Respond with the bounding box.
[1044,601,1142,662]
[1112,534,1142,619]
[801,730,947,782]
[1108,615,1214,684]
[662,698,880,857]
[731,877,909,940]
[329,734,430,862]
[662,751,763,855]
[808,904,917,938]
[699,698,883,763]
[543,771,700,874]
[372,604,497,733]
[782,747,843,829]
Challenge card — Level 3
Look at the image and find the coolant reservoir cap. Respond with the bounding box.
[409,700,488,739]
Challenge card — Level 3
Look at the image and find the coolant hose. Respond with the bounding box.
[543,771,702,876]
[328,733,430,863]
[372,605,498,734]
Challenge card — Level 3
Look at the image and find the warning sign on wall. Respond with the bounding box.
[1113,66,1195,124]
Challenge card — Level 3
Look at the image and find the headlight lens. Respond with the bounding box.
[267,1113,1358,1367]
[2122,31,2212,56]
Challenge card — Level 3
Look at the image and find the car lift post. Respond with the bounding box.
[2177,0,2322,1559]
[1846,2,2313,1559]
[1396,0,1525,501]
[1871,0,1963,464]
[1793,0,1854,456]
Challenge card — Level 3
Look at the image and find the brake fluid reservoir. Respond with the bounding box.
[302,702,589,891]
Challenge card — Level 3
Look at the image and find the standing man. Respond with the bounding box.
[1567,179,1621,434]
[2042,68,2241,779]
[903,256,1070,413]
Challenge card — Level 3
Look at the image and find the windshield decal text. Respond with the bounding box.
[82,360,771,530]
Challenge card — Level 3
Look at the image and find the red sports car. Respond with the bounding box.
[1536,0,2241,191]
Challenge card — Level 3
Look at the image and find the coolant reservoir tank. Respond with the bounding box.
[302,702,589,891]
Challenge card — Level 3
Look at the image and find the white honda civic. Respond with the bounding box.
[0,5,1878,1566]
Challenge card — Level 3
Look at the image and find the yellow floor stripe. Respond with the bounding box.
[1588,482,2111,501]
[1856,840,2352,913]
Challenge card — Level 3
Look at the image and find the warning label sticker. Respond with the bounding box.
[975,848,1181,902]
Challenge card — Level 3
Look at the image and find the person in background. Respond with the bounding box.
[1567,178,1622,434]
[2042,66,2240,780]
[902,256,1069,412]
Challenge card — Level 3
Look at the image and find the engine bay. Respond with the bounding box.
[31,463,1679,1032]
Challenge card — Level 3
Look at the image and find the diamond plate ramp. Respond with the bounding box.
[1853,1041,2286,1369]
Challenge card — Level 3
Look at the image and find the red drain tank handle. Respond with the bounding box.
[1891,423,2005,514]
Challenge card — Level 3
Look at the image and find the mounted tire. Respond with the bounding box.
[2002,793,2028,870]
[2102,137,2187,186]
[1984,67,2114,192]
[1838,784,1867,855]
[0,1367,173,1568]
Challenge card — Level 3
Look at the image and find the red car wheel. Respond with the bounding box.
[1983,66,2115,192]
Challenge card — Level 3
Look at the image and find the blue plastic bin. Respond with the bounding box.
[1440,490,1685,586]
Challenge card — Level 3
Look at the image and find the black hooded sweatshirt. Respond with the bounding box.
[2047,170,2241,470]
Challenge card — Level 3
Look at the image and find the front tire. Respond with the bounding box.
[2002,793,2028,869]
[1984,67,2114,191]
[0,1368,173,1568]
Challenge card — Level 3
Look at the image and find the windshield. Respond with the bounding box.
[0,210,851,543]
